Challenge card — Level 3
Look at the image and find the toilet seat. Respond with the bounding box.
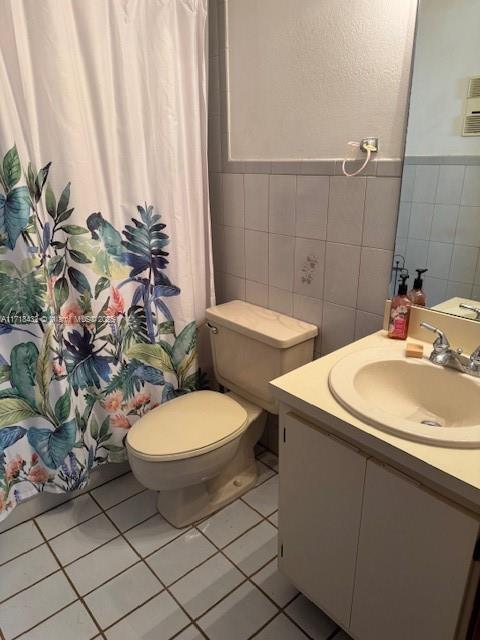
[126,390,248,462]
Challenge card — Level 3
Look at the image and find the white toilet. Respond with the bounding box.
[126,300,317,528]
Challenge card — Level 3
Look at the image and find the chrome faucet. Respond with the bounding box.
[459,302,480,321]
[420,322,480,377]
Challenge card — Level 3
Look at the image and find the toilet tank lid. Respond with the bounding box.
[206,301,317,348]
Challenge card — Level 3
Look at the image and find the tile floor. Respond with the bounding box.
[0,447,349,640]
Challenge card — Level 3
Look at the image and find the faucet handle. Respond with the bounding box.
[459,303,480,320]
[420,322,450,351]
[469,344,480,365]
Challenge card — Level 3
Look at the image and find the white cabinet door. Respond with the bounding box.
[279,412,367,628]
[350,460,479,640]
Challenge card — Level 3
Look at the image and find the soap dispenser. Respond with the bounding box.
[388,272,411,340]
[408,268,428,306]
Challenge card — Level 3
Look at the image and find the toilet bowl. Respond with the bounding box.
[127,390,266,527]
[127,300,317,528]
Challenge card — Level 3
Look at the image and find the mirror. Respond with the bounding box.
[392,0,480,320]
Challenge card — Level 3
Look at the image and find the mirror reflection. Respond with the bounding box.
[392,0,480,320]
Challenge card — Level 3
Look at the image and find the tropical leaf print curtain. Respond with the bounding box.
[0,0,213,520]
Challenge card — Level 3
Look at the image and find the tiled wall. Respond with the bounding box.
[208,1,403,356]
[210,172,400,355]
[396,162,480,307]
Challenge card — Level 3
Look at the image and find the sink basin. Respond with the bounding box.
[328,347,480,448]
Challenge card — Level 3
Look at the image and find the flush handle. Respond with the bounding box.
[207,322,218,334]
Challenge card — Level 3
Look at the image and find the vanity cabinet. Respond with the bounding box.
[350,460,479,640]
[279,412,480,640]
[278,413,367,628]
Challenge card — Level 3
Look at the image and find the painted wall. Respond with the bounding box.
[406,0,480,157]
[226,0,417,160]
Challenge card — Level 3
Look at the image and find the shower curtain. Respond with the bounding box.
[0,0,213,520]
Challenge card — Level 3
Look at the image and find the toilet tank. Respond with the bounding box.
[205,301,317,414]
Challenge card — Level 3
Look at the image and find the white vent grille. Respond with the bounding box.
[463,76,480,136]
[468,76,480,99]
[464,115,480,136]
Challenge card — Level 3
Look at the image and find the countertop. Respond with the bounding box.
[270,331,480,514]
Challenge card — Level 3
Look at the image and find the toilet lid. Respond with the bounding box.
[126,390,248,461]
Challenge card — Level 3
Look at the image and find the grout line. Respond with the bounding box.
[0,468,133,537]
[8,519,107,640]
[88,491,207,639]
[0,564,61,606]
[1,455,281,639]
[0,540,45,569]
[35,488,147,545]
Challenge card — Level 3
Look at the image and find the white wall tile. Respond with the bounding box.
[321,303,356,355]
[324,243,361,308]
[245,174,269,232]
[395,202,411,238]
[223,174,244,227]
[268,287,293,315]
[408,203,434,240]
[461,166,480,206]
[269,175,296,235]
[245,230,268,283]
[405,239,428,272]
[294,238,326,299]
[246,280,268,306]
[362,177,400,250]
[449,245,479,284]
[446,281,473,299]
[400,165,415,202]
[423,277,448,308]
[435,165,465,205]
[427,242,453,280]
[268,234,294,290]
[430,205,459,243]
[412,165,439,204]
[326,177,366,245]
[357,248,393,315]
[455,207,480,247]
[295,176,329,240]
[224,226,245,277]
[354,310,383,340]
[293,294,323,327]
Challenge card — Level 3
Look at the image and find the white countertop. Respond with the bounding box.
[270,331,480,514]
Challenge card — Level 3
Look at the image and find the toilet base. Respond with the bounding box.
[156,394,266,528]
[156,458,258,529]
